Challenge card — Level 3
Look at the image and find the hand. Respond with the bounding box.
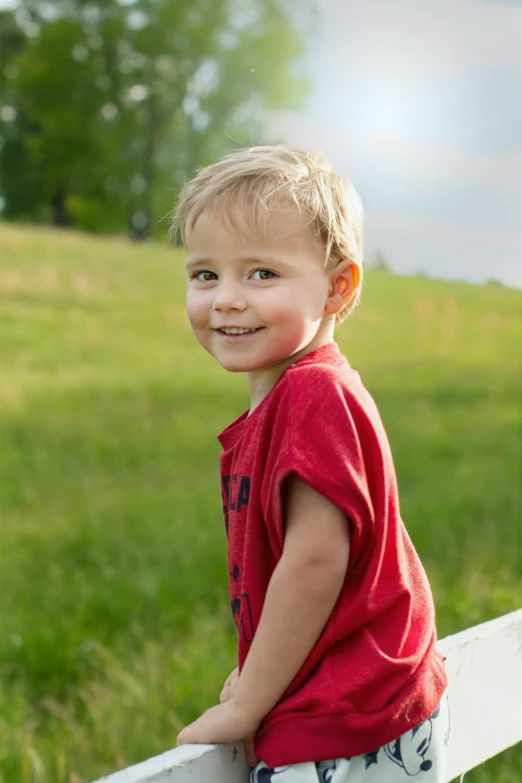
[219,667,258,766]
[176,698,260,766]
[220,666,239,703]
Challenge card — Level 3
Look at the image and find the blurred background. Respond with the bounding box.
[1,0,521,285]
[0,1,520,781]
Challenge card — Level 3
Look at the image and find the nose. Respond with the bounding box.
[212,276,247,312]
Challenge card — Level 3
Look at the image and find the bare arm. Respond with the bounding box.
[232,475,351,725]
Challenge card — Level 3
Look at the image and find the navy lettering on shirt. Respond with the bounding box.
[230,563,254,644]
[221,473,251,537]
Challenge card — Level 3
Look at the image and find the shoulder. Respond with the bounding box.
[276,357,387,460]
[282,357,365,415]
[258,348,381,447]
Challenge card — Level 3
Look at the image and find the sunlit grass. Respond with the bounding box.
[0,222,520,781]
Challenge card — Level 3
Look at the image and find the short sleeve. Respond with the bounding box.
[261,366,376,568]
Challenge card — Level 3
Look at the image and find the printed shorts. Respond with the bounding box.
[250,690,451,783]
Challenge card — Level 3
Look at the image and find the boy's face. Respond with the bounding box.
[184,202,334,375]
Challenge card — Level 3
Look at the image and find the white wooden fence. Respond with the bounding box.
[93,609,522,783]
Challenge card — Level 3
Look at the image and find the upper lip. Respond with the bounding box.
[214,325,262,329]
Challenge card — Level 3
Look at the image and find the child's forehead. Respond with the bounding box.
[187,199,319,249]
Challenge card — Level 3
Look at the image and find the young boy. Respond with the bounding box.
[174,146,449,782]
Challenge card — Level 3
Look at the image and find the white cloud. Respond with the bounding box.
[313,0,522,83]
[271,113,522,206]
[303,0,522,153]
[267,0,522,288]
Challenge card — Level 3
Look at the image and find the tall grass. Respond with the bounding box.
[0,223,520,782]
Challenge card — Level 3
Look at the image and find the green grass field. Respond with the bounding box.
[0,222,520,782]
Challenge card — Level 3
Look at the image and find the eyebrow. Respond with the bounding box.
[185,256,292,270]
[185,258,212,268]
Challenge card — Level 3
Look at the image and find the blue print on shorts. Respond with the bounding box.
[363,750,379,769]
[364,704,441,775]
[252,765,291,782]
[321,761,337,782]
[383,719,433,775]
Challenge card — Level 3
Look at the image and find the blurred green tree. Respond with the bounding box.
[0,0,313,237]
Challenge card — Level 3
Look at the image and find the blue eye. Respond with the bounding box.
[252,269,276,281]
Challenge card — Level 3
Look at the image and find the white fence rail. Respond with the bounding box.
[93,609,522,783]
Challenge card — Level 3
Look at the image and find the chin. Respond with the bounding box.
[217,358,260,373]
[212,349,276,373]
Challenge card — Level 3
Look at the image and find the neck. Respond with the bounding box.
[246,322,335,416]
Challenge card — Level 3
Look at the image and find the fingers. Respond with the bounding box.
[219,682,230,704]
[244,737,259,767]
[220,667,239,703]
[229,675,238,698]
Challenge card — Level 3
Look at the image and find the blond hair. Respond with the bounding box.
[170,146,364,322]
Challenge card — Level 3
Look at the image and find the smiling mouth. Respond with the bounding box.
[215,327,265,335]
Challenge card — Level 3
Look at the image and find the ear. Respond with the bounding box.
[325,259,361,316]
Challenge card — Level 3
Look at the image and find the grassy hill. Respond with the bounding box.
[0,222,520,782]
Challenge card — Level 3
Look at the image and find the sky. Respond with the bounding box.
[270,0,522,288]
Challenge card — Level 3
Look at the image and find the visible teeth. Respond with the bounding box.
[220,327,257,334]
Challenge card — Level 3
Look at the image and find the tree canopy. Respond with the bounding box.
[0,0,313,237]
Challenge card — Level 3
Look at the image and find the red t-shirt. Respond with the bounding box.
[217,342,447,768]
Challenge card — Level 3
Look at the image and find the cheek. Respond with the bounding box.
[308,278,330,316]
[268,279,327,323]
[185,290,208,329]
